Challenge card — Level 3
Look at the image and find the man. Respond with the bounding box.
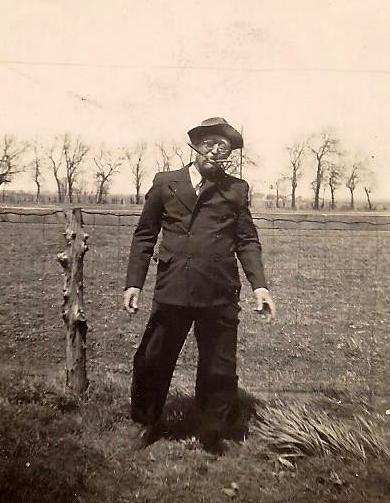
[124,117,275,453]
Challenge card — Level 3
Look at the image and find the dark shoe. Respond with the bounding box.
[200,429,225,456]
[132,421,164,450]
[225,424,249,443]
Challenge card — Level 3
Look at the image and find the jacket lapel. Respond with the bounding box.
[168,166,198,213]
[167,166,238,214]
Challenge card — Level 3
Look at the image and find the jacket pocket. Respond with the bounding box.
[158,249,174,264]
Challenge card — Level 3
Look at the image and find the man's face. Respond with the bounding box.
[195,134,232,179]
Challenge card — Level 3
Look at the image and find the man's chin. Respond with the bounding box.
[199,163,224,179]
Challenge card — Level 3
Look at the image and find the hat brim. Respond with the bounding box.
[188,124,243,150]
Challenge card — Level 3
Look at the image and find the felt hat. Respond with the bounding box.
[187,117,243,150]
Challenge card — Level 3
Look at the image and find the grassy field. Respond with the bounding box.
[1,209,390,502]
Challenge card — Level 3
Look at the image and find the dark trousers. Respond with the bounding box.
[131,302,240,435]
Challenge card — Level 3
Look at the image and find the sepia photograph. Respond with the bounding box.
[1,1,389,501]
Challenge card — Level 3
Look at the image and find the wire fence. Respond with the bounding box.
[1,207,389,401]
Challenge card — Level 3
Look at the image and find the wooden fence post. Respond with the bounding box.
[57,208,89,394]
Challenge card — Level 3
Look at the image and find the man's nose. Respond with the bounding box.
[210,143,220,154]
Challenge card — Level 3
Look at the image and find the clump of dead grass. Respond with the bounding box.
[253,399,390,463]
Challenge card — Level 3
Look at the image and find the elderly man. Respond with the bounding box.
[124,117,275,453]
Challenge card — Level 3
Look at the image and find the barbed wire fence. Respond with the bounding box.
[1,207,389,402]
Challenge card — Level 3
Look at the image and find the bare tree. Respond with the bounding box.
[126,144,147,204]
[156,142,172,172]
[308,131,339,210]
[361,166,376,210]
[172,143,189,168]
[93,146,123,204]
[224,149,256,178]
[48,138,65,203]
[0,135,27,187]
[30,143,44,204]
[364,186,373,210]
[328,163,344,210]
[310,178,329,208]
[270,177,288,209]
[345,162,361,210]
[63,134,89,203]
[321,185,327,209]
[286,141,305,209]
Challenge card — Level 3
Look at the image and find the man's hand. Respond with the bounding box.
[124,287,141,315]
[253,288,276,321]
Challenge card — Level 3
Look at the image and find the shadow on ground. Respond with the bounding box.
[162,387,262,442]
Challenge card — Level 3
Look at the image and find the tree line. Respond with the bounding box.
[1,134,161,205]
[0,130,379,209]
[279,130,376,210]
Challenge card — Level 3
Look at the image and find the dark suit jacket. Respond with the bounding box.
[126,165,267,307]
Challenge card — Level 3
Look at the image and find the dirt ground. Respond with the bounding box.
[1,211,390,502]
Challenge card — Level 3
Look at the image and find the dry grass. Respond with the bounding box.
[1,367,390,502]
[253,399,390,464]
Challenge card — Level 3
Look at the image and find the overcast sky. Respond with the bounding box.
[1,0,390,197]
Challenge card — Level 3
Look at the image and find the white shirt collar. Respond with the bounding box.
[188,163,202,189]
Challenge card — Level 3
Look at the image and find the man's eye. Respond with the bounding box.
[201,141,230,153]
